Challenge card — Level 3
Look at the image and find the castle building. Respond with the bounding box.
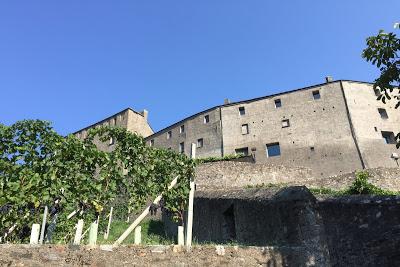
[73,79,400,178]
[145,79,400,177]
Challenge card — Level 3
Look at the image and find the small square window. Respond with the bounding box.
[310,146,315,152]
[274,99,282,108]
[150,139,154,147]
[378,108,388,119]
[282,119,290,128]
[312,90,321,100]
[382,131,396,144]
[235,147,249,156]
[179,142,185,153]
[197,138,204,148]
[167,131,172,139]
[204,115,210,124]
[239,107,245,116]
[180,125,185,133]
[241,124,249,135]
[266,142,280,157]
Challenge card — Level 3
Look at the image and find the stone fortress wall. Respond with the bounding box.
[146,79,400,178]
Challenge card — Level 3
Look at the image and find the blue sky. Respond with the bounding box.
[1,1,399,135]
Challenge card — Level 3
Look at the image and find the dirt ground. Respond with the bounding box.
[0,244,289,267]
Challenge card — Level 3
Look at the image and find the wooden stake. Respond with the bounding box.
[113,176,179,247]
[88,222,98,246]
[178,226,185,246]
[39,206,48,245]
[186,143,196,251]
[134,226,141,245]
[73,219,84,245]
[104,207,113,240]
[30,224,40,245]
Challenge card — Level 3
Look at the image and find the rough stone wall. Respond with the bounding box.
[342,81,400,169]
[318,195,400,266]
[164,187,400,266]
[146,107,223,158]
[195,161,400,191]
[220,81,363,178]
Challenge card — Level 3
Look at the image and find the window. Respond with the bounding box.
[310,146,315,152]
[150,139,154,147]
[378,108,388,119]
[382,131,396,144]
[167,131,172,139]
[109,137,115,145]
[180,125,185,133]
[204,115,210,124]
[239,107,245,116]
[274,99,282,108]
[266,142,281,157]
[241,124,249,135]
[76,132,81,139]
[312,90,321,100]
[282,119,290,128]
[197,138,203,148]
[179,142,185,153]
[374,88,380,97]
[113,117,117,126]
[235,147,249,156]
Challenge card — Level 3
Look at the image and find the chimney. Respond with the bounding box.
[224,98,231,104]
[325,76,333,83]
[141,109,149,121]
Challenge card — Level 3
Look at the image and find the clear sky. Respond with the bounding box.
[1,1,399,135]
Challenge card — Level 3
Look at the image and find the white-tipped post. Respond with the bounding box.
[134,226,142,245]
[30,224,40,245]
[178,226,185,246]
[88,222,98,246]
[104,207,113,240]
[73,219,84,245]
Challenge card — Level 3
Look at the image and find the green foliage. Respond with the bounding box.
[310,171,399,196]
[0,120,194,243]
[362,27,400,147]
[196,154,247,164]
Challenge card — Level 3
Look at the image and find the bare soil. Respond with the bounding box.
[0,244,283,267]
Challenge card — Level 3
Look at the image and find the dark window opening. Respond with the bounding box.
[378,108,388,119]
[312,90,321,100]
[167,131,172,139]
[274,99,282,108]
[310,146,315,152]
[239,107,245,116]
[235,147,249,156]
[180,125,185,133]
[150,139,154,146]
[179,142,185,153]
[382,131,396,144]
[374,88,380,97]
[266,142,281,157]
[204,115,210,124]
[222,204,236,241]
[197,138,203,148]
[241,124,249,135]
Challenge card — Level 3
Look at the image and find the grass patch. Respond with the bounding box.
[97,219,173,245]
[196,154,247,164]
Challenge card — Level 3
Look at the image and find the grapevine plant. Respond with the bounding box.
[0,120,195,243]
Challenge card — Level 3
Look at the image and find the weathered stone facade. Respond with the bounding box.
[146,80,400,177]
[72,108,153,150]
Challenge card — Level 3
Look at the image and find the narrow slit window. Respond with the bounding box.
[180,125,185,133]
[197,138,203,148]
[204,115,210,124]
[167,131,172,139]
[179,142,185,153]
[312,90,321,100]
[239,107,245,116]
[150,139,154,147]
[274,99,282,108]
[266,142,281,157]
